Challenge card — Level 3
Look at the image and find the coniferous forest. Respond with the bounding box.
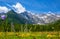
[0,18,60,32]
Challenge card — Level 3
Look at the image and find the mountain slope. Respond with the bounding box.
[5,10,60,24]
[6,10,35,24]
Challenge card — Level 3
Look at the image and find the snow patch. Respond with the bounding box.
[12,2,26,14]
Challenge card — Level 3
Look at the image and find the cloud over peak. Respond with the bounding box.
[12,2,26,14]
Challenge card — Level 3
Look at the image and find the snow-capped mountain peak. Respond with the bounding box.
[12,2,26,14]
[0,2,60,24]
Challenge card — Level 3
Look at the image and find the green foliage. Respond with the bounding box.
[0,19,60,32]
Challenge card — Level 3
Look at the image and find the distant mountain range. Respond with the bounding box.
[0,10,60,24]
[0,3,60,24]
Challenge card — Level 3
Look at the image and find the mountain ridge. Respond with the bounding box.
[0,10,60,24]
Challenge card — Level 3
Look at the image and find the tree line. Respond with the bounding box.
[0,19,60,32]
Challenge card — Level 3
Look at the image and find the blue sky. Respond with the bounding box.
[0,0,60,13]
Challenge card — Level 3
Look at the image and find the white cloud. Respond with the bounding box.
[12,2,26,14]
[0,6,10,13]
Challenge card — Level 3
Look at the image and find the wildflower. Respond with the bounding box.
[1,15,6,20]
[18,33,30,37]
[31,34,36,36]
[0,32,3,36]
[6,32,15,36]
[47,34,52,37]
[25,33,30,37]
[21,34,25,37]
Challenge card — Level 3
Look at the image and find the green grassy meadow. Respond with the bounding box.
[0,18,60,39]
[0,32,60,39]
